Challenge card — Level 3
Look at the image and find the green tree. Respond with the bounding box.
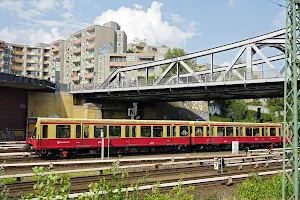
[266,98,284,122]
[162,48,198,77]
[127,49,135,53]
[224,100,247,121]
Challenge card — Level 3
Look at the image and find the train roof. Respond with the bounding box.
[32,117,282,126]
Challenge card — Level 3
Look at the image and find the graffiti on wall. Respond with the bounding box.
[0,129,25,141]
[99,43,113,55]
[208,101,222,115]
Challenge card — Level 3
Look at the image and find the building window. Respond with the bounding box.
[118,33,122,38]
[117,42,122,47]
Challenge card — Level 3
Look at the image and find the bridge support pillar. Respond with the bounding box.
[210,53,214,82]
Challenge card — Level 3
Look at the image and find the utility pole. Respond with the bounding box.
[283,1,300,199]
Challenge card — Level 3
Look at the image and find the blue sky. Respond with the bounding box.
[0,0,285,64]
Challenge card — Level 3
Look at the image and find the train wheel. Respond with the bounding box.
[60,151,68,159]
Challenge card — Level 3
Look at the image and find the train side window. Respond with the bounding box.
[109,126,121,138]
[83,125,89,138]
[76,125,81,138]
[94,126,107,138]
[253,128,259,136]
[270,128,276,136]
[262,128,265,136]
[153,126,163,137]
[141,126,151,137]
[217,127,225,136]
[56,125,71,138]
[246,128,252,136]
[167,126,171,137]
[42,125,48,138]
[180,126,189,137]
[132,126,136,137]
[226,127,233,136]
[125,126,130,137]
[195,127,203,136]
[172,126,176,137]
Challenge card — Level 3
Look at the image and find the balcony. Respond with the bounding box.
[27,51,40,56]
[73,48,81,54]
[12,50,24,55]
[43,76,49,80]
[85,72,94,79]
[43,68,49,72]
[52,47,59,52]
[72,75,79,81]
[86,53,94,59]
[0,55,3,60]
[12,58,24,63]
[44,52,50,57]
[27,59,40,63]
[109,61,127,67]
[73,39,81,45]
[26,66,40,71]
[86,34,95,40]
[72,66,80,71]
[86,43,95,50]
[0,64,3,68]
[85,63,94,69]
[44,60,50,64]
[12,65,24,71]
[0,44,4,51]
[73,57,81,63]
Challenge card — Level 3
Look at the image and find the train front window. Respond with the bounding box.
[32,128,36,138]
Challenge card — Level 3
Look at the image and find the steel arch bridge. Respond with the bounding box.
[70,28,297,102]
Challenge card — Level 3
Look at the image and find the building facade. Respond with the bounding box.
[0,41,50,80]
[65,23,128,85]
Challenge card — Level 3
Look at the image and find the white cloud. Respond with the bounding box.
[94,1,199,48]
[168,14,184,24]
[62,0,74,11]
[0,0,23,8]
[228,0,236,8]
[273,10,285,28]
[61,12,74,20]
[0,27,63,45]
[133,4,143,10]
[29,0,59,11]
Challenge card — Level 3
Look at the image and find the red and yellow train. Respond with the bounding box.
[25,117,284,158]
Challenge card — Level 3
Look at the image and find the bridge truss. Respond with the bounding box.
[71,28,291,97]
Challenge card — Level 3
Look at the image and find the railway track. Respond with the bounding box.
[7,162,284,198]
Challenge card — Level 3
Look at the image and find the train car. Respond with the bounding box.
[25,117,284,158]
[191,121,283,151]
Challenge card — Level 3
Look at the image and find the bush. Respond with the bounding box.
[19,165,196,200]
[236,173,293,200]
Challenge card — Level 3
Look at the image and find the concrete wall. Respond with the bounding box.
[28,92,102,119]
[28,92,209,121]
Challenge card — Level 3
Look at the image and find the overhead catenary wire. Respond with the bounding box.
[265,0,287,8]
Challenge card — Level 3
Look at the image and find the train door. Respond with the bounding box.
[82,124,90,146]
[40,124,49,147]
[75,124,82,146]
[125,125,136,146]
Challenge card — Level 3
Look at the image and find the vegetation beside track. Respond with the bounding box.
[0,164,294,200]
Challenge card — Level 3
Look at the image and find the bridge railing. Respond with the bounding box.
[70,69,280,92]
